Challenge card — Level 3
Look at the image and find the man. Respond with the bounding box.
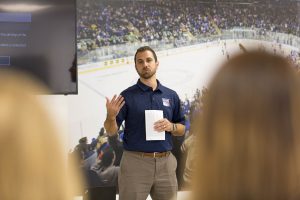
[104,46,185,200]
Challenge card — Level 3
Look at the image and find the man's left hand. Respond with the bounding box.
[154,118,172,132]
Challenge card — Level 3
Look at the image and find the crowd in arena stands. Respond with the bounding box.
[179,87,209,188]
[77,0,299,49]
[69,127,124,192]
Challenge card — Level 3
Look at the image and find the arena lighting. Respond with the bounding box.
[0,4,52,12]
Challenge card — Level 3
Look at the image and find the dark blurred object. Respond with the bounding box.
[171,134,185,190]
[69,55,77,83]
[83,186,116,200]
[79,137,88,144]
[108,133,123,166]
[99,127,105,136]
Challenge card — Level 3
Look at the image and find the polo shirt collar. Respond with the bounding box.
[136,79,163,92]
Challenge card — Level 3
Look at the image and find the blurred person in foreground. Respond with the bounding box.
[192,51,300,200]
[0,70,82,200]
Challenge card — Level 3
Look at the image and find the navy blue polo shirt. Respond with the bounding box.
[116,79,185,152]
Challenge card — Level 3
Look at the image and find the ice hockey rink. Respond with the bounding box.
[67,39,297,149]
[68,39,298,200]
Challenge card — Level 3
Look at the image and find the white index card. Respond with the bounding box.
[145,110,165,141]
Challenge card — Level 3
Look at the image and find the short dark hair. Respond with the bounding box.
[134,46,157,64]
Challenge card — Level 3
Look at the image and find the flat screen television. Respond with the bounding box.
[0,0,77,94]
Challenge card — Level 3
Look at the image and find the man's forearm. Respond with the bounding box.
[171,123,185,136]
[104,117,119,136]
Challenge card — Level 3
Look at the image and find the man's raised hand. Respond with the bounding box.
[105,95,125,120]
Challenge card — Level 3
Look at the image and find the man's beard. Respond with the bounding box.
[137,68,156,79]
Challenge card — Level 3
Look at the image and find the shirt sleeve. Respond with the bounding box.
[172,93,185,125]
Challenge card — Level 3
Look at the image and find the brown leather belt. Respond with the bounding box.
[134,151,171,158]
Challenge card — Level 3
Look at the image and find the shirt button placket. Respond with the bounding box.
[151,95,155,109]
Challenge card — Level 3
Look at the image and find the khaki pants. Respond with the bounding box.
[118,150,178,200]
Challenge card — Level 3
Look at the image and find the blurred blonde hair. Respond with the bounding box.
[192,51,300,200]
[0,70,82,200]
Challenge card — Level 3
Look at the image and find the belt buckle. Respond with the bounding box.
[153,152,157,158]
